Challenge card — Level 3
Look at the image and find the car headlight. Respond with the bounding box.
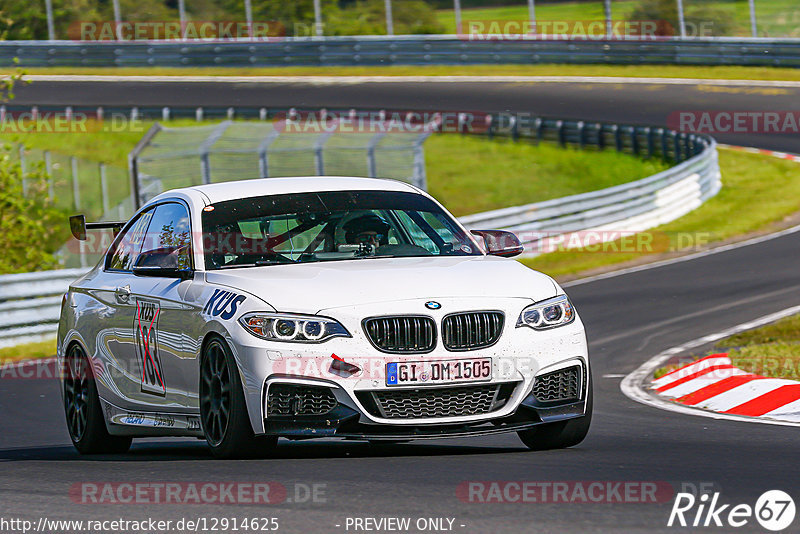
[239,312,351,343]
[516,295,575,330]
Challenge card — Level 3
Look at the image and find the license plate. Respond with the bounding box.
[386,358,492,386]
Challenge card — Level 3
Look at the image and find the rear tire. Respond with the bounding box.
[517,369,593,451]
[200,337,277,459]
[63,344,132,454]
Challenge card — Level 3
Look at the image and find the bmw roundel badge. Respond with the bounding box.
[425,301,442,310]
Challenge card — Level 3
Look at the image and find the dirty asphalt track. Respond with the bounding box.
[2,78,799,533]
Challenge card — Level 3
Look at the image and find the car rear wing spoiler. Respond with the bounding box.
[69,214,126,241]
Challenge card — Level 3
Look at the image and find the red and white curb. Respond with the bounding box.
[718,144,800,163]
[651,353,800,422]
[621,304,800,427]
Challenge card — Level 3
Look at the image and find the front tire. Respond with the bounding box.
[200,337,277,459]
[517,370,593,451]
[63,343,132,454]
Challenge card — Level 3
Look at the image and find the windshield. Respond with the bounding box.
[201,190,482,270]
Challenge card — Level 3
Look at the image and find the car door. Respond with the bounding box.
[97,207,155,409]
[126,201,195,410]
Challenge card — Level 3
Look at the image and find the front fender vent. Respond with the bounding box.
[532,365,581,403]
[267,383,337,417]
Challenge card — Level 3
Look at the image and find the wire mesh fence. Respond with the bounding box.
[9,144,133,268]
[132,114,432,207]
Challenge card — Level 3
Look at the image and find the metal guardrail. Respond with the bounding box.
[1,36,800,67]
[459,141,720,255]
[455,113,720,255]
[0,268,89,348]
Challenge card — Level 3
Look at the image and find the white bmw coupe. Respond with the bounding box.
[59,176,591,458]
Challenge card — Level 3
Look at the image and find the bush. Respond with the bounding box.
[327,0,444,35]
[628,0,736,37]
[0,146,69,274]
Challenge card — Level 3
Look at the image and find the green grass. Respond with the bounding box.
[436,1,636,33]
[654,313,800,381]
[425,134,668,216]
[0,338,56,363]
[521,147,800,278]
[9,64,800,81]
[701,313,800,381]
[435,0,800,38]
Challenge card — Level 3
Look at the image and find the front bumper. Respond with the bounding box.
[258,358,589,440]
[225,297,589,438]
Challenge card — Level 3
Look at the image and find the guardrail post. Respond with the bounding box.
[486,114,494,140]
[44,150,54,200]
[596,124,605,150]
[366,130,387,178]
[99,163,110,215]
[645,127,654,158]
[577,121,586,149]
[510,115,519,142]
[534,117,543,144]
[672,131,681,163]
[631,127,640,156]
[659,129,668,161]
[612,125,622,152]
[162,107,170,121]
[70,156,80,211]
[259,108,268,121]
[556,120,566,147]
[18,145,28,196]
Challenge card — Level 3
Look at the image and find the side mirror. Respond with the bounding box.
[470,230,525,258]
[133,248,193,280]
[132,265,193,280]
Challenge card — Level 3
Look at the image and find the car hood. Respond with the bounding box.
[204,255,559,314]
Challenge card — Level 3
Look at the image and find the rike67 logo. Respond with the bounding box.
[135,299,166,396]
[668,490,795,531]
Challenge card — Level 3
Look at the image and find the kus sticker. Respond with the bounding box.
[203,289,246,320]
[135,299,166,396]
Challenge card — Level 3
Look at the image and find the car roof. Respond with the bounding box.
[152,176,422,206]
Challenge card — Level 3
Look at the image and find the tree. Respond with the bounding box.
[0,150,68,273]
[0,0,100,40]
[628,0,735,37]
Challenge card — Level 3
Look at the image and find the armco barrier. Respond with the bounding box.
[0,268,89,348]
[458,140,720,254]
[1,36,800,68]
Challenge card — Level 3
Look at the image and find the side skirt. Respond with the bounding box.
[99,398,204,437]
